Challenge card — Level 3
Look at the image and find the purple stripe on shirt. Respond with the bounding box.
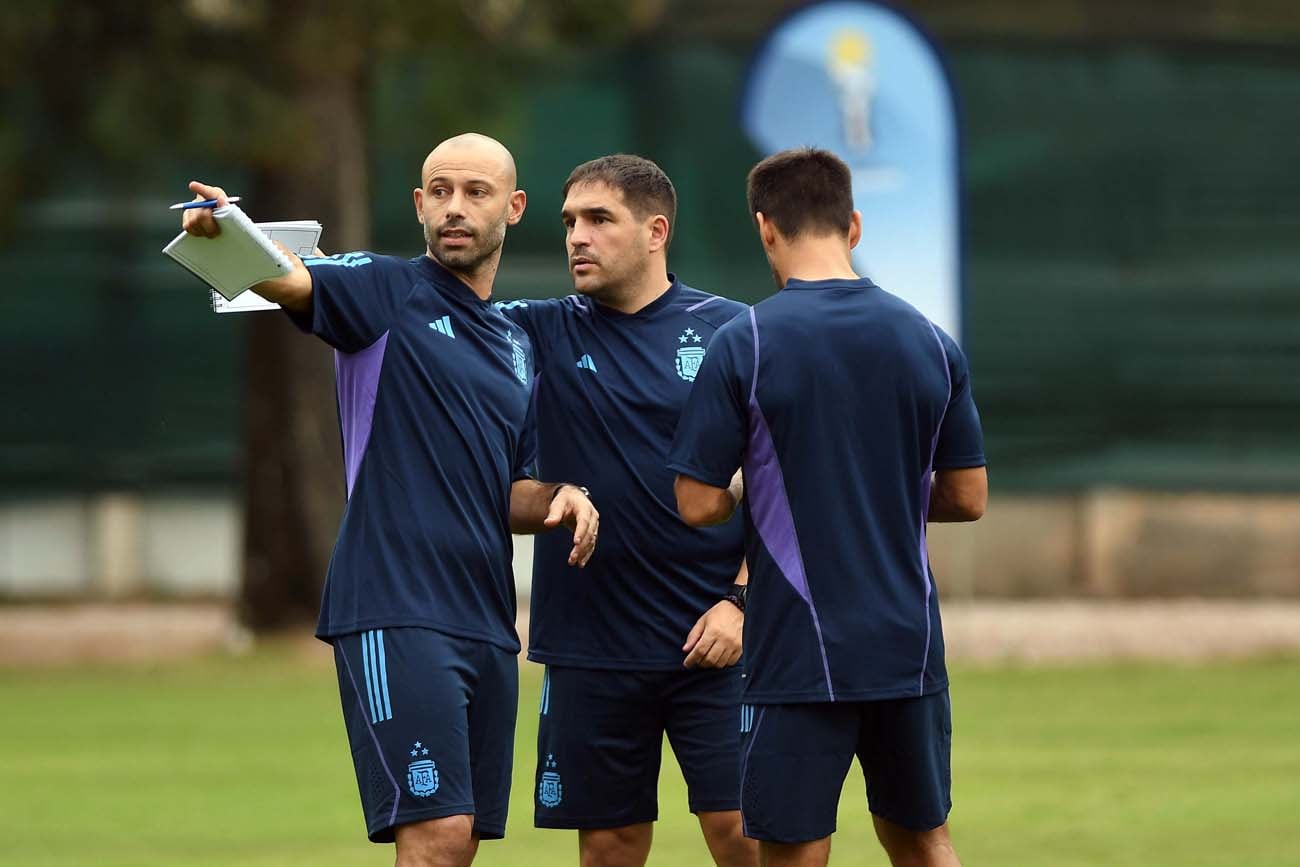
[334,331,389,498]
[685,295,722,313]
[917,322,953,694]
[743,309,836,701]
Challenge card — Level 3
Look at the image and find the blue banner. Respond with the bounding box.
[741,1,962,339]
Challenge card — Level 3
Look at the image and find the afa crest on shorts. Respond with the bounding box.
[675,327,706,382]
[538,752,563,808]
[406,741,439,797]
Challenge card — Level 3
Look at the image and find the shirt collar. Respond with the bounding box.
[592,274,682,320]
[413,254,493,305]
[782,277,877,292]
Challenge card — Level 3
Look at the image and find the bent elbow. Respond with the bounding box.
[677,499,714,528]
[674,474,735,527]
[958,494,986,522]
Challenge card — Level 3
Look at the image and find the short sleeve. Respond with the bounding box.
[933,330,986,469]
[667,317,751,488]
[513,388,539,482]
[494,297,578,369]
[288,252,412,353]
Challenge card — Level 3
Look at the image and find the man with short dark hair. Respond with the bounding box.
[498,154,756,867]
[180,133,600,867]
[669,147,987,867]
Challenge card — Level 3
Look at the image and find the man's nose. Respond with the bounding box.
[569,222,591,248]
[445,189,467,217]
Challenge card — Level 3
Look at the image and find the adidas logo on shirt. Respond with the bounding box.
[428,316,456,339]
[576,354,598,373]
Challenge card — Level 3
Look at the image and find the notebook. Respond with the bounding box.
[208,220,324,313]
[161,205,322,311]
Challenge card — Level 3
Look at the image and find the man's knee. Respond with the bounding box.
[697,811,757,867]
[758,837,831,867]
[872,817,960,867]
[579,822,654,867]
[395,814,478,867]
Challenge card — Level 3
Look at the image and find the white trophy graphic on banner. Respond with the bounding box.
[827,29,877,154]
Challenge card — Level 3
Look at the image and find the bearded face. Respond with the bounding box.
[415,141,524,279]
[424,206,509,274]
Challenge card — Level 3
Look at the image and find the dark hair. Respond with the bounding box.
[563,154,678,244]
[746,147,853,240]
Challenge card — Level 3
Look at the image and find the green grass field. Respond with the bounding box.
[1,648,1297,866]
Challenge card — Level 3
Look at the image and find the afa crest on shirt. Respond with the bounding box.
[675,327,706,382]
[507,330,530,384]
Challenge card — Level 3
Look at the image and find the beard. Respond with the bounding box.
[425,212,508,273]
[572,246,649,303]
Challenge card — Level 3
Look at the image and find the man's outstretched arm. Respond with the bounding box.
[510,480,599,567]
[180,180,313,313]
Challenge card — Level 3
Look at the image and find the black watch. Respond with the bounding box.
[550,483,590,503]
[723,582,748,612]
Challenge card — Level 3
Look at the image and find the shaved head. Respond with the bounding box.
[421,133,517,189]
[413,132,526,284]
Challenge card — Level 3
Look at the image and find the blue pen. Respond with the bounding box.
[170,196,242,210]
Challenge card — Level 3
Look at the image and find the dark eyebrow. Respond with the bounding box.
[560,206,616,222]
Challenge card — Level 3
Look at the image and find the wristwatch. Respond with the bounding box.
[549,483,591,503]
[723,582,748,612]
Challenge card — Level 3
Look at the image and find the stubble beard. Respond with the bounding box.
[574,246,649,307]
[426,212,508,275]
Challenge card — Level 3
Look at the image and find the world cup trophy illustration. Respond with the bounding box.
[827,29,877,154]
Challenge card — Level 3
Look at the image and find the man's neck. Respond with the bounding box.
[778,243,859,285]
[596,268,673,315]
[428,250,500,301]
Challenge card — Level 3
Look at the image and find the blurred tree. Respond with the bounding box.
[1,0,657,630]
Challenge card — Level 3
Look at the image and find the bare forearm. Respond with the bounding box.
[509,479,566,533]
[252,268,313,314]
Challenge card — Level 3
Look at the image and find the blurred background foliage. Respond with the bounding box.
[2,0,1298,619]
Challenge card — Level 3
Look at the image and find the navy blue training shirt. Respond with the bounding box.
[498,277,747,670]
[668,278,985,703]
[290,251,537,650]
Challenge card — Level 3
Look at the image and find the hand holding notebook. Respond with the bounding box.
[162,190,323,311]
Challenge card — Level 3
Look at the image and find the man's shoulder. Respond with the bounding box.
[676,283,748,329]
[303,250,414,274]
[494,294,589,319]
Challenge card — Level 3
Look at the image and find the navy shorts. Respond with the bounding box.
[333,627,518,843]
[533,665,743,829]
[739,690,952,842]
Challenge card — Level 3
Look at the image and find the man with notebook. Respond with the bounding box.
[180,133,599,867]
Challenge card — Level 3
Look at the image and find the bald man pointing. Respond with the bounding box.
[182,134,599,866]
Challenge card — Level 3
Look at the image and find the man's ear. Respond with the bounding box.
[848,210,863,250]
[413,188,425,224]
[648,214,670,253]
[507,189,527,226]
[755,211,777,250]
